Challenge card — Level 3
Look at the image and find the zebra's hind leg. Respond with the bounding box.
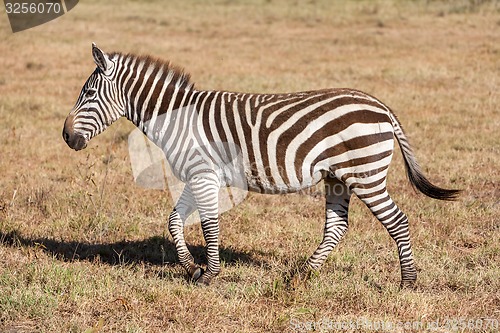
[291,177,351,287]
[353,186,417,288]
[168,186,204,281]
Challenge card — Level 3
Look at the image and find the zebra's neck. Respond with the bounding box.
[114,53,194,133]
[124,79,250,149]
[125,82,194,133]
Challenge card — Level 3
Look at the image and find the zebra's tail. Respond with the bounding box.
[388,112,461,201]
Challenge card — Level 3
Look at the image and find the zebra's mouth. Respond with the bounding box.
[62,114,88,151]
[73,140,88,151]
[63,132,88,151]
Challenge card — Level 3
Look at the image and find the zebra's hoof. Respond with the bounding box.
[289,274,305,290]
[191,266,204,281]
[195,273,212,286]
[400,279,417,290]
[286,269,313,290]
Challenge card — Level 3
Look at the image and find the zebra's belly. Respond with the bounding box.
[243,168,325,194]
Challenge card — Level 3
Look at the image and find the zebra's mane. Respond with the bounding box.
[110,52,194,90]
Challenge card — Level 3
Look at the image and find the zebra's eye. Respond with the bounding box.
[85,89,96,98]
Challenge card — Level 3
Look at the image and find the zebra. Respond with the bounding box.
[63,43,460,287]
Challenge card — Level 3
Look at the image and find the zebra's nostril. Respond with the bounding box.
[63,131,70,143]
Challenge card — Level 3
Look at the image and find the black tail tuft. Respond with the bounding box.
[402,154,461,201]
[389,111,461,201]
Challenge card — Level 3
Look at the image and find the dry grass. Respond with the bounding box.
[0,0,499,332]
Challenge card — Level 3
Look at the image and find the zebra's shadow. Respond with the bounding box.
[0,230,261,276]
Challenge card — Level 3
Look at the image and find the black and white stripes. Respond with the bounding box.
[63,44,460,286]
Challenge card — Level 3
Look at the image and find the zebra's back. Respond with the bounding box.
[193,88,395,194]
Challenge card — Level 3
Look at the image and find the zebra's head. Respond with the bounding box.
[63,43,124,151]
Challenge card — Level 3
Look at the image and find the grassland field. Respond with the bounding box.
[0,0,499,332]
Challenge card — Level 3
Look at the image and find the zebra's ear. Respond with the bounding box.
[92,42,113,75]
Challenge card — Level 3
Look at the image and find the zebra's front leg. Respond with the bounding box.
[292,178,351,287]
[168,186,203,281]
[189,173,221,286]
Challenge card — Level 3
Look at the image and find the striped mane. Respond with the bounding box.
[111,52,194,90]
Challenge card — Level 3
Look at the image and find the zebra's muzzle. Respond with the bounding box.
[63,115,88,151]
[64,133,87,151]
